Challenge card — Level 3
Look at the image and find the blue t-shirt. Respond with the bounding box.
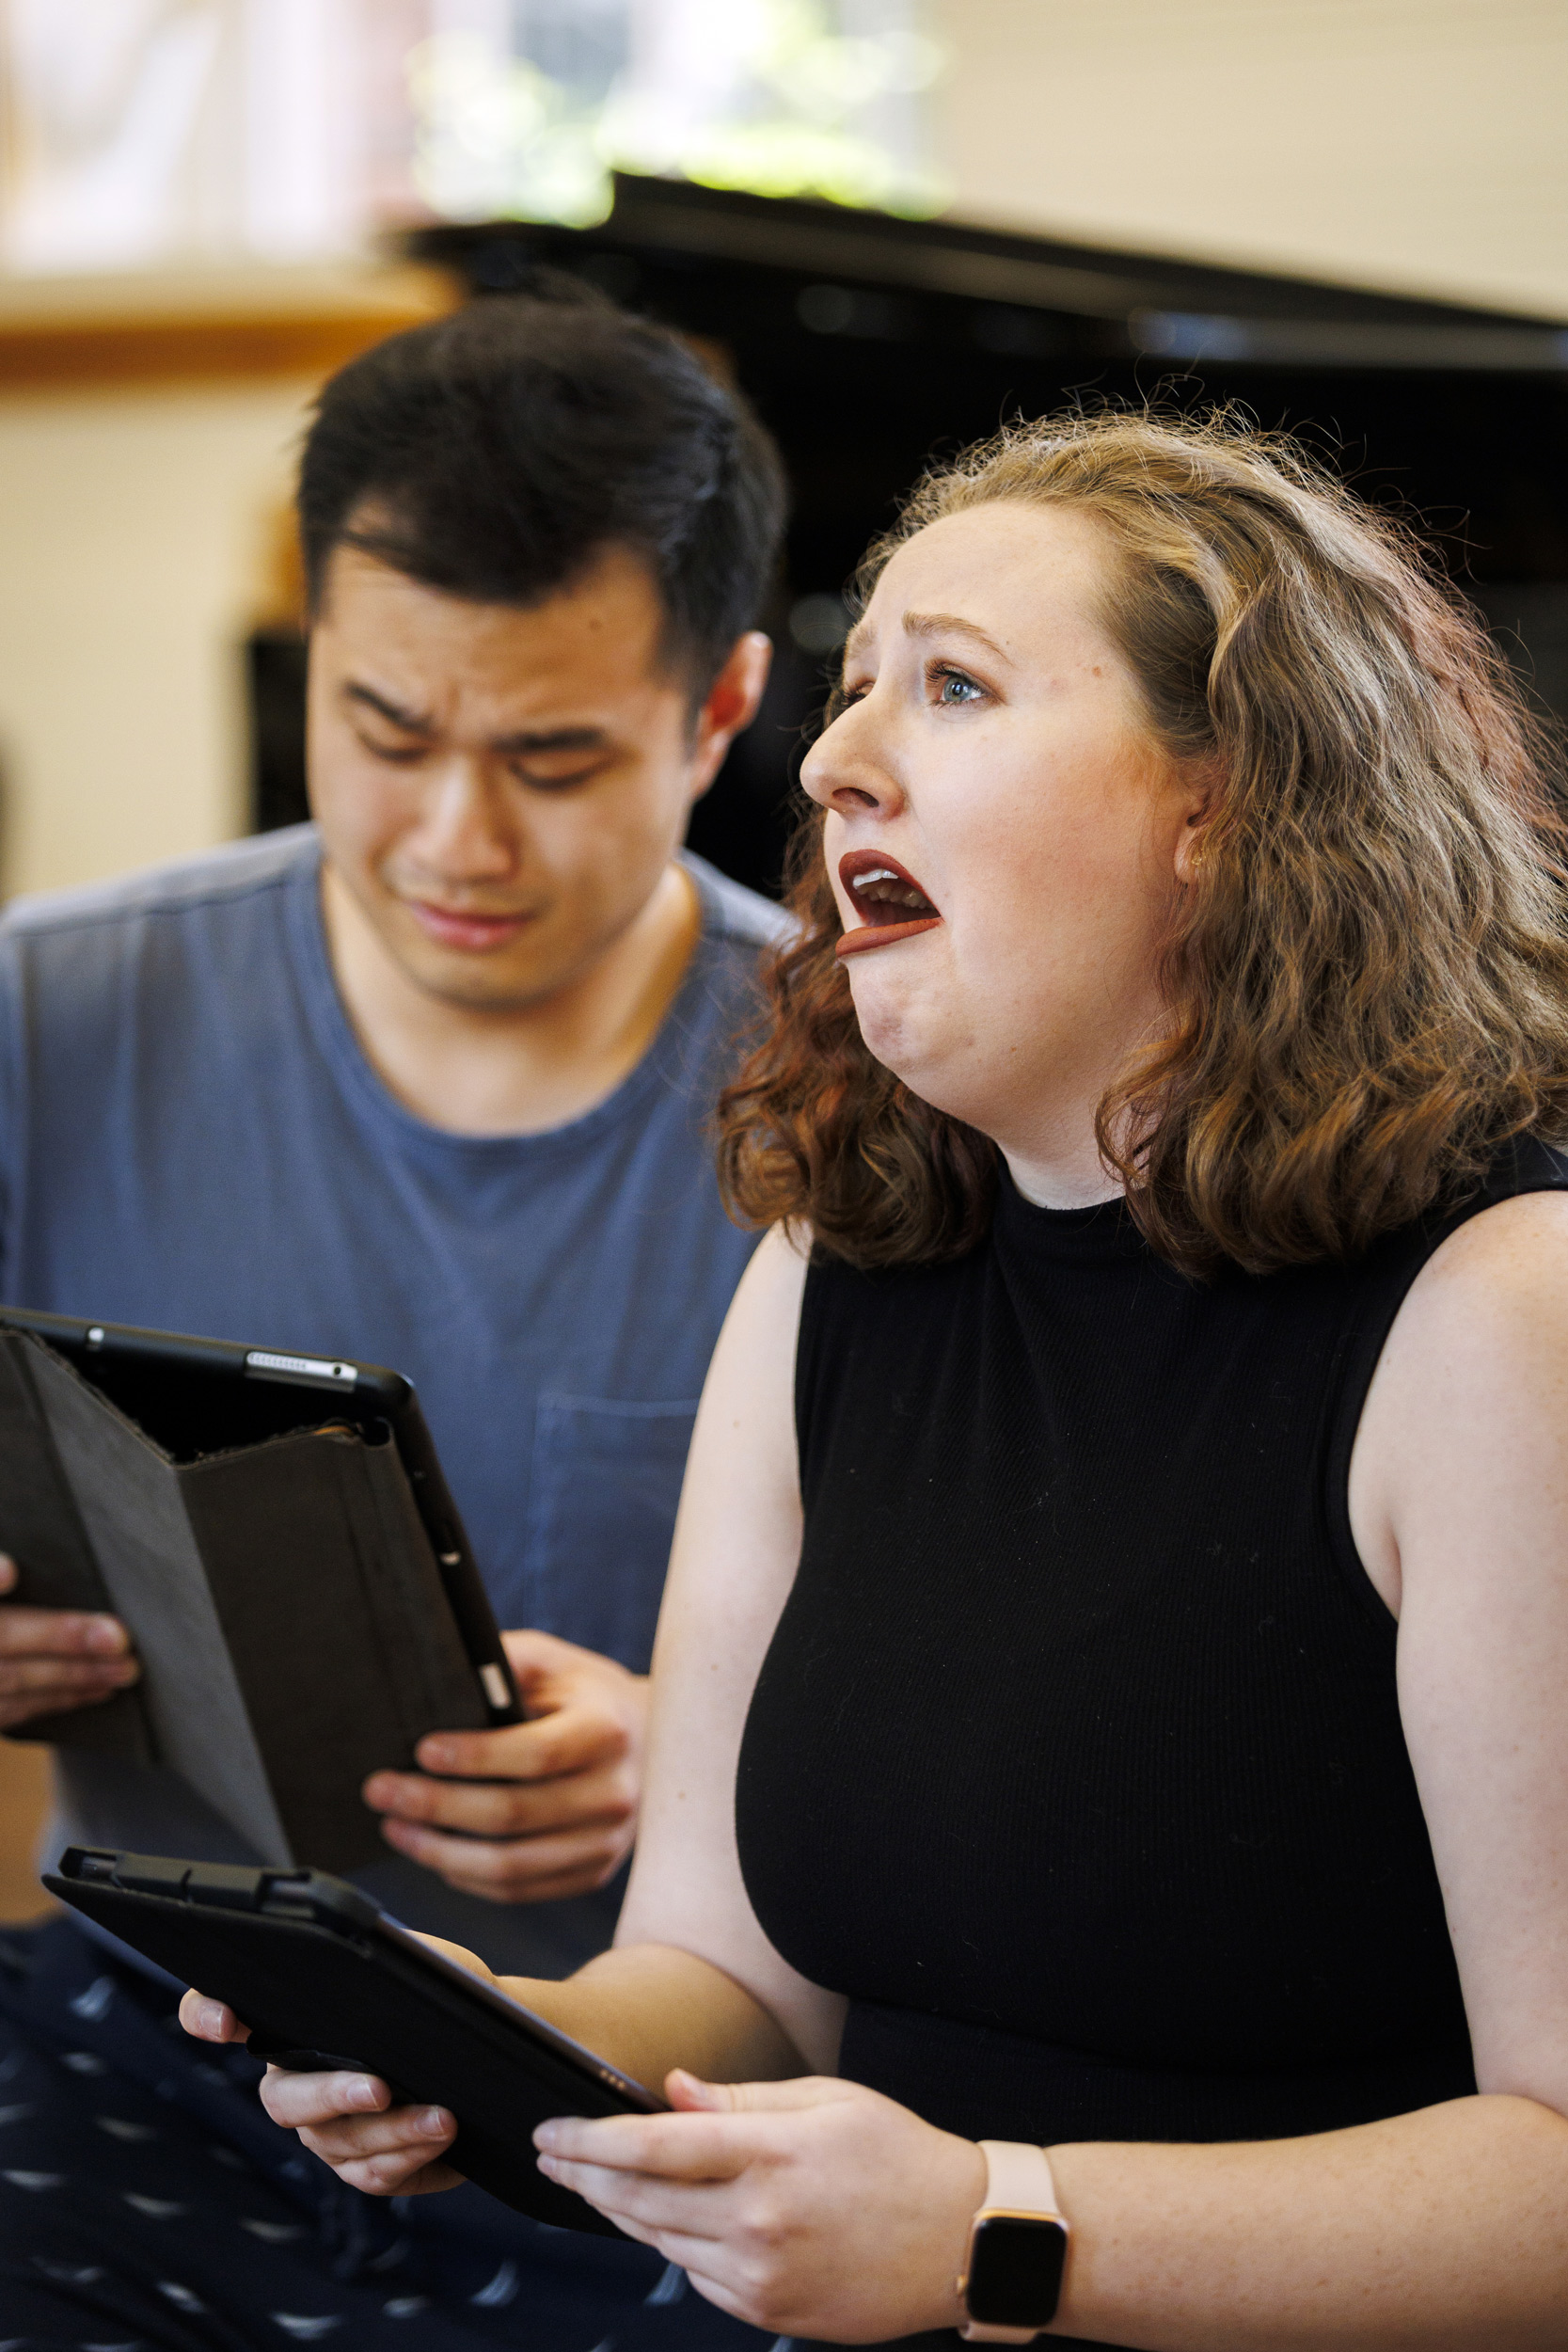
[0,826,784,1971]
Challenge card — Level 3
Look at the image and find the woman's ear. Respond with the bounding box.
[1173,812,1207,885]
[1171,761,1221,884]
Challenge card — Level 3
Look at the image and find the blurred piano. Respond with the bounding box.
[249,172,1568,898]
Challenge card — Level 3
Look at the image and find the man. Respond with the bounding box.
[0,281,787,2346]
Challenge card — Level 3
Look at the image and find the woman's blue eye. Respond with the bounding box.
[938,671,982,705]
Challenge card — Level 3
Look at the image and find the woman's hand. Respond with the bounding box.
[177,1931,491,2198]
[179,1992,459,2194]
[258,2065,461,2196]
[535,2073,985,2344]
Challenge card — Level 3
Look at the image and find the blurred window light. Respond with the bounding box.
[0,0,946,279]
[411,0,947,230]
[1,0,229,273]
[0,0,378,275]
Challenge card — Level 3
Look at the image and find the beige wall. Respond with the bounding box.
[935,0,1568,319]
[0,379,313,902]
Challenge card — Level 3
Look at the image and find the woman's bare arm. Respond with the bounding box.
[499,1219,837,2086]
[607,1222,843,2068]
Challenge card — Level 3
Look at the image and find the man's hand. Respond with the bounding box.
[0,1553,138,1731]
[362,1629,646,1904]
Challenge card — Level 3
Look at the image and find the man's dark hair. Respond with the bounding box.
[297,274,787,691]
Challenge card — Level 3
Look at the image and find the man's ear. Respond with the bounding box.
[687,632,773,803]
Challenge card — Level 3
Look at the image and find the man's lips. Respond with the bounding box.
[404,898,536,952]
[835,850,942,961]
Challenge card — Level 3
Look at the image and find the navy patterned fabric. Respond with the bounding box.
[0,1920,776,2352]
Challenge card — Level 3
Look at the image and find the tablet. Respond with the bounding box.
[46,1847,659,2234]
[0,1303,520,1727]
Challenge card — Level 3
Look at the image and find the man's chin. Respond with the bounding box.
[372,919,554,1011]
[402,948,563,1013]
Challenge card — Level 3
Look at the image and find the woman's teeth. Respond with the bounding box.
[855,868,934,914]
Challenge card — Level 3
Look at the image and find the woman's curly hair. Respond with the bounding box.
[718,408,1568,1276]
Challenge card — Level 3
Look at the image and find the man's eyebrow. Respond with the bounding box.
[487,724,610,756]
[342,680,435,733]
[901,610,1014,666]
[342,681,608,755]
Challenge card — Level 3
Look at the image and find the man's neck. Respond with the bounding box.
[319,860,702,1137]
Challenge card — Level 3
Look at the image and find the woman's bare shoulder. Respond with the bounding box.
[1366,1182,1568,1413]
[1350,1184,1568,1613]
[1407,1181,1568,1304]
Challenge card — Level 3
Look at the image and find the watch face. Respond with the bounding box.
[966,2214,1069,2329]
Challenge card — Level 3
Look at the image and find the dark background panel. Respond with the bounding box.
[250,175,1568,900]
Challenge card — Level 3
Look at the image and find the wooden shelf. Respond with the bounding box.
[0,262,461,391]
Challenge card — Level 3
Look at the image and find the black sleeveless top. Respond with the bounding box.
[735,1138,1568,2351]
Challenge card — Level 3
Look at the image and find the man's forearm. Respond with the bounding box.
[501,1940,803,2100]
[1048,2091,1568,2349]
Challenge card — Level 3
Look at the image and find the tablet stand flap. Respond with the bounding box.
[0,1332,152,1756]
[179,1425,488,1877]
[24,1341,291,1863]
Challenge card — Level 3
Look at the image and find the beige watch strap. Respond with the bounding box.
[957,2140,1067,2344]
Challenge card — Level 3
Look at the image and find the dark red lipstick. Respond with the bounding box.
[836,850,942,959]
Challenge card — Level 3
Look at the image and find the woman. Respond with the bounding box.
[190,412,1568,2348]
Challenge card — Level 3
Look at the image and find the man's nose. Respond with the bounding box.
[408,758,518,876]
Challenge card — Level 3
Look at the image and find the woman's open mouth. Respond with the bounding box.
[836,850,942,960]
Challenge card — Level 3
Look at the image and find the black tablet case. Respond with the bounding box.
[0,1329,491,1874]
[45,1849,658,2233]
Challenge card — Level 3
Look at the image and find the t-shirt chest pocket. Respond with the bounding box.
[523,1394,702,1673]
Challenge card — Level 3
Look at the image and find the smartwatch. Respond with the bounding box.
[956,2139,1070,2344]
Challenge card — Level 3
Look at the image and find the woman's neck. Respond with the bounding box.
[990,1059,1137,1211]
[1003,1139,1125,1212]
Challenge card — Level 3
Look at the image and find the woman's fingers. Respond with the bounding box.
[247,2066,459,2197]
[536,2150,730,2239]
[296,2103,453,2168]
[309,2138,465,2199]
[258,2066,392,2129]
[668,2070,855,2114]
[180,1995,465,2204]
[177,1990,250,2044]
[535,2107,775,2173]
[529,2106,766,2241]
[324,2154,460,2192]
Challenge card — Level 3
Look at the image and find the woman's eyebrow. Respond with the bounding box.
[902,611,1014,666]
[841,611,1013,673]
